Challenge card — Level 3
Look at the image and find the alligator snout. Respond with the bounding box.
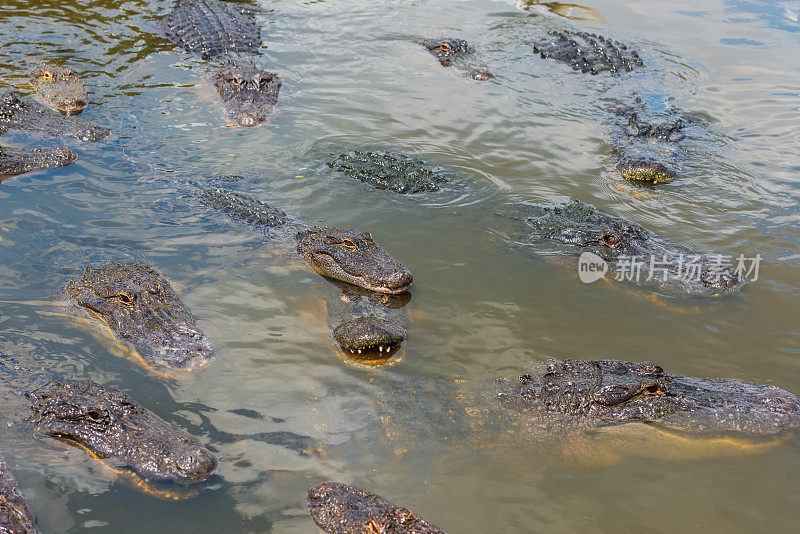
[175,449,218,481]
[469,68,494,81]
[57,96,88,115]
[235,111,260,127]
[384,269,413,293]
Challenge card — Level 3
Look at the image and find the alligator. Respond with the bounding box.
[65,262,214,373]
[422,38,494,80]
[498,199,745,296]
[30,65,89,115]
[0,454,38,534]
[321,357,800,469]
[159,0,282,126]
[0,145,76,180]
[0,91,107,179]
[607,95,700,184]
[531,29,643,75]
[326,150,450,194]
[0,92,108,142]
[0,355,217,488]
[307,482,445,534]
[195,188,411,357]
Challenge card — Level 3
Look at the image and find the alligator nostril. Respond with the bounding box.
[236,112,260,127]
[470,69,493,81]
[176,449,217,478]
[386,270,413,290]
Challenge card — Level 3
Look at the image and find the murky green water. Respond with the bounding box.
[1,0,800,531]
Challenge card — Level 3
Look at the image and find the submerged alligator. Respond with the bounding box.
[0,454,38,534]
[608,95,699,184]
[0,91,108,179]
[499,199,745,296]
[326,357,800,470]
[307,482,445,534]
[326,150,450,194]
[65,262,214,374]
[529,29,705,184]
[31,65,89,115]
[159,0,282,126]
[196,188,412,356]
[422,38,494,80]
[0,355,217,488]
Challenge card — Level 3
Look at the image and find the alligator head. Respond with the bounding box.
[31,65,88,115]
[306,482,445,534]
[213,63,282,127]
[27,380,217,483]
[296,227,413,294]
[422,38,493,81]
[497,359,800,437]
[507,200,746,296]
[65,263,213,371]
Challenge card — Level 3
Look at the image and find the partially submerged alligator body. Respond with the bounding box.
[422,38,494,80]
[0,92,108,179]
[0,454,38,534]
[499,200,745,296]
[31,65,88,115]
[196,188,411,356]
[307,482,445,534]
[159,0,282,126]
[65,262,214,373]
[0,145,76,180]
[340,358,800,468]
[326,150,449,194]
[0,356,217,486]
[608,95,698,184]
[0,92,108,142]
[531,30,643,75]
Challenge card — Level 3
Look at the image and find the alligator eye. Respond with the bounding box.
[40,71,53,81]
[233,76,245,87]
[115,292,135,305]
[339,238,358,250]
[643,383,664,395]
[439,43,451,51]
[600,233,621,247]
[86,409,106,423]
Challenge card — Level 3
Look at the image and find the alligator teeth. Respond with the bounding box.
[379,346,384,352]
[357,349,362,354]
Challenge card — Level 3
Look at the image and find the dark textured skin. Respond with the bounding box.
[297,227,413,295]
[532,30,643,75]
[307,482,445,534]
[0,145,76,178]
[0,92,108,142]
[213,63,281,126]
[422,38,493,80]
[500,199,746,296]
[27,380,217,482]
[65,263,214,371]
[30,65,88,115]
[327,150,449,194]
[610,96,695,184]
[159,0,262,60]
[196,188,287,228]
[496,359,800,436]
[159,0,282,126]
[0,454,38,534]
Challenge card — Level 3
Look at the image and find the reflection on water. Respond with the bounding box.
[1,0,800,532]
